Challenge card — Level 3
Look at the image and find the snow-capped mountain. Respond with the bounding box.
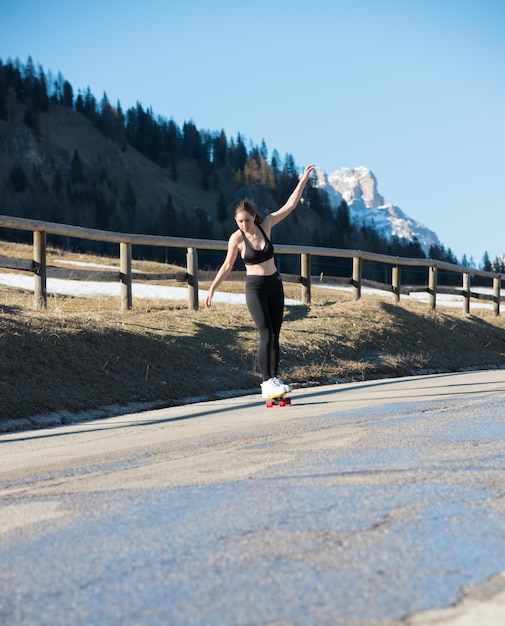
[313,166,440,255]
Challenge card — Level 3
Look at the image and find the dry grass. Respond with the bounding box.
[2,242,505,430]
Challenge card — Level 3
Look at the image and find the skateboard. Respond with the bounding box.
[266,394,292,408]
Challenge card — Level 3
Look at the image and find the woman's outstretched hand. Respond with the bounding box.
[301,163,316,182]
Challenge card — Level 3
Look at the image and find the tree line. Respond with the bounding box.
[0,56,497,280]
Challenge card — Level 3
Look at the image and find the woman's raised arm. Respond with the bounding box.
[268,164,315,227]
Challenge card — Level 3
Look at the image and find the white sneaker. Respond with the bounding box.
[261,378,286,399]
[273,377,292,393]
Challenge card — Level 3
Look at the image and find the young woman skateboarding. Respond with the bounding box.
[204,163,315,399]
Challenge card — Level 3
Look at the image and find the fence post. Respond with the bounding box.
[493,276,501,316]
[187,247,199,310]
[428,265,437,310]
[462,273,470,315]
[352,256,362,300]
[120,242,132,310]
[301,253,311,305]
[33,230,47,311]
[392,265,401,303]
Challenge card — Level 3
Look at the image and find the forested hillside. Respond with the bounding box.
[0,56,465,277]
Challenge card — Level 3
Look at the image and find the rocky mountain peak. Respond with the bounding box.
[328,166,384,208]
[313,165,440,256]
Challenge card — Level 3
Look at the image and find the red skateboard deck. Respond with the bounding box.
[266,395,292,408]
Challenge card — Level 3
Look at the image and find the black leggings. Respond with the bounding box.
[245,272,285,381]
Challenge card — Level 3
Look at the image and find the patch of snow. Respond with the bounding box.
[52,259,120,270]
[0,272,301,305]
[0,269,496,310]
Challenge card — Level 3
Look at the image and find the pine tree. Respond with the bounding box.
[232,133,247,172]
[270,150,281,177]
[75,91,84,114]
[83,87,97,121]
[23,56,36,101]
[260,139,268,161]
[213,130,227,167]
[216,191,227,222]
[182,121,201,159]
[62,80,73,108]
[4,59,23,100]
[34,64,50,111]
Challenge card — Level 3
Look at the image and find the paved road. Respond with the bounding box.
[1,370,505,626]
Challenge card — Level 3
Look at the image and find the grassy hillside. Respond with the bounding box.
[0,103,225,232]
[2,243,505,433]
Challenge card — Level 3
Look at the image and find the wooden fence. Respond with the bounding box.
[0,214,503,316]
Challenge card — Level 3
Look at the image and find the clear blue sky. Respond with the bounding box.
[1,0,504,265]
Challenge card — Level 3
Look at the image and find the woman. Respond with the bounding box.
[205,163,315,399]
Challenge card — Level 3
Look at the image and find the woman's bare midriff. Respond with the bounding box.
[243,257,278,276]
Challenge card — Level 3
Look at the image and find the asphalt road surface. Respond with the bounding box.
[1,370,505,626]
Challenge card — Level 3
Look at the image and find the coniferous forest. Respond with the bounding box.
[0,56,492,280]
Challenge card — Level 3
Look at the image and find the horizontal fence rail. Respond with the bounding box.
[0,214,503,315]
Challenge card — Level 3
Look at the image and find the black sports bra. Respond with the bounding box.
[241,224,274,265]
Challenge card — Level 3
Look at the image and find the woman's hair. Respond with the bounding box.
[234,199,263,224]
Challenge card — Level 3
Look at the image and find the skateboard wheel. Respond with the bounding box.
[265,396,291,407]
